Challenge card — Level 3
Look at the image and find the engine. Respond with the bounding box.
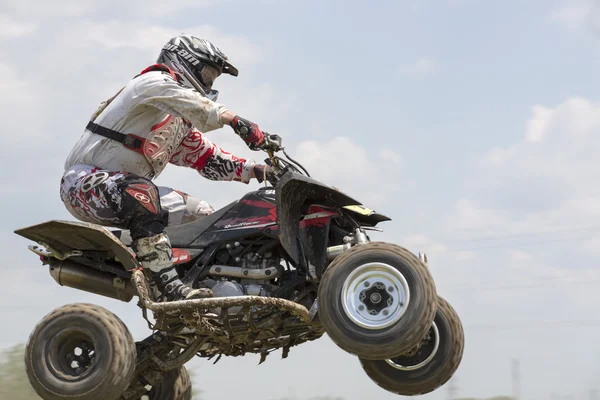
[202,241,285,314]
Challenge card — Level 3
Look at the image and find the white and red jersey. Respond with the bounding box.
[64,65,255,182]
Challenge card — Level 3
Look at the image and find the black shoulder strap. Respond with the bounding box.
[84,64,175,152]
[86,121,144,151]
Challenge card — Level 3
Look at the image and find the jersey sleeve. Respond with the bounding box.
[169,127,256,183]
[134,72,228,133]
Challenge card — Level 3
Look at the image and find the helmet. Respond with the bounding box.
[156,35,238,101]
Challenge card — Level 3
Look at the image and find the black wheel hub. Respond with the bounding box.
[389,326,436,368]
[48,330,98,380]
[359,282,393,315]
[64,340,96,375]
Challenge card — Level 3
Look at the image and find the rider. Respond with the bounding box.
[60,35,273,302]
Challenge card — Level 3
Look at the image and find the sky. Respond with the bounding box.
[1,0,600,399]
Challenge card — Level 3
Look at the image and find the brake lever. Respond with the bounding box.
[262,132,283,152]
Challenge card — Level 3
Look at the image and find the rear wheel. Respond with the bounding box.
[317,242,437,360]
[359,296,464,396]
[25,303,137,400]
[141,366,192,400]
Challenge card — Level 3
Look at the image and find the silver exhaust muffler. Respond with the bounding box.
[49,259,137,302]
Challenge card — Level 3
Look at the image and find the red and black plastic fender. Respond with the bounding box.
[275,171,361,266]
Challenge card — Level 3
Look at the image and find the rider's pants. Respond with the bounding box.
[59,163,214,271]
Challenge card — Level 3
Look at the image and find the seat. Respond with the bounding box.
[111,200,238,248]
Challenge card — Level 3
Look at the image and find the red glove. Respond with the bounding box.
[230,116,265,150]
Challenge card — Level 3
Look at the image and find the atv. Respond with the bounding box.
[15,133,464,399]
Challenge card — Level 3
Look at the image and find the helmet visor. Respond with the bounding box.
[196,64,221,92]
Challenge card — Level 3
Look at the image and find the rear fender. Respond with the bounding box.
[14,220,139,270]
[275,171,361,265]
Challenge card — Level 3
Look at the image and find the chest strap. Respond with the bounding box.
[85,63,178,153]
[86,121,145,152]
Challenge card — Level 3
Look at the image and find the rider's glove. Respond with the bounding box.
[253,164,276,184]
[230,116,265,150]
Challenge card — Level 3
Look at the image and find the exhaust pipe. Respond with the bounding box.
[208,265,282,280]
[49,260,137,302]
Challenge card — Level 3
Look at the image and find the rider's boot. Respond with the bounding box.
[132,233,211,302]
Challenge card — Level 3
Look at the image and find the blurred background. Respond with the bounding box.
[1,0,599,399]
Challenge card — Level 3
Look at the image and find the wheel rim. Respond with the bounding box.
[46,328,98,382]
[341,262,410,330]
[385,322,440,371]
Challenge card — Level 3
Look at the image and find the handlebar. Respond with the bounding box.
[261,133,283,153]
[257,132,311,185]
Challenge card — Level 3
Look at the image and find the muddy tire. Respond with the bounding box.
[144,366,192,400]
[360,296,464,396]
[317,242,437,360]
[25,303,137,400]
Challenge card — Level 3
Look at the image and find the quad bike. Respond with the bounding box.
[15,133,464,399]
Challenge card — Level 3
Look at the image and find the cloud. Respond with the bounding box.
[295,136,403,208]
[380,149,402,164]
[394,96,600,345]
[525,105,553,142]
[55,20,264,70]
[397,56,440,75]
[297,136,373,181]
[0,63,46,160]
[480,97,600,191]
[127,0,223,16]
[1,1,93,18]
[0,14,35,38]
[549,0,600,33]
[419,96,600,346]
[0,63,34,101]
[0,0,222,19]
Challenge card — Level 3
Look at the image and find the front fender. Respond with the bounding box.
[275,171,361,265]
[343,205,392,226]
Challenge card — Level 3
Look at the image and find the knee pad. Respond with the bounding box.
[117,176,167,240]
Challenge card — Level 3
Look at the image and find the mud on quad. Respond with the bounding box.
[15,133,464,400]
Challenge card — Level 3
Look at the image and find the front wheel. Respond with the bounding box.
[359,296,464,396]
[317,242,437,360]
[25,303,137,400]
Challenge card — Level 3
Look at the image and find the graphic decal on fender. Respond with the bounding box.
[224,221,260,229]
[221,221,278,230]
[172,248,191,264]
[343,205,375,216]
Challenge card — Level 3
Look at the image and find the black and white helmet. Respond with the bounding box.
[157,35,238,101]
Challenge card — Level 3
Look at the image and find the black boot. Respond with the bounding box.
[150,265,210,302]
